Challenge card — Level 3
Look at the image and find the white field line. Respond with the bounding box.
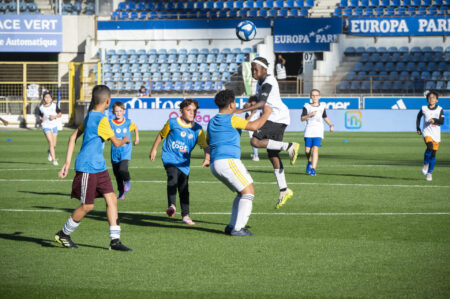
[0,209,449,216]
[0,178,449,189]
[1,164,448,171]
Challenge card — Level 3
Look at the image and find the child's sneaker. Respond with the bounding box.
[123,181,131,192]
[252,155,260,161]
[422,164,429,175]
[109,239,132,251]
[118,192,125,200]
[52,160,59,166]
[426,173,432,181]
[54,230,78,249]
[182,216,196,226]
[306,162,312,174]
[287,142,300,165]
[47,150,52,161]
[310,169,316,176]
[166,205,176,217]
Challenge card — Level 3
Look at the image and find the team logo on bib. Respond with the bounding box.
[188,134,193,139]
[116,128,121,133]
[180,131,186,138]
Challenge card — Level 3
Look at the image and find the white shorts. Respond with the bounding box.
[211,158,253,193]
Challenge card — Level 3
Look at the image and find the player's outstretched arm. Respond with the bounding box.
[150,133,163,161]
[235,100,265,114]
[133,125,140,146]
[58,128,82,178]
[202,147,210,168]
[324,117,334,132]
[245,105,272,131]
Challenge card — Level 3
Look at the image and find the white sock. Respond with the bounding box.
[267,139,289,151]
[109,225,121,240]
[234,194,254,231]
[274,169,287,191]
[252,147,259,157]
[229,195,241,227]
[62,216,80,235]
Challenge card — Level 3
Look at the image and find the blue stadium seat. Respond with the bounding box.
[364,7,374,16]
[406,62,416,72]
[360,53,370,62]
[370,53,381,62]
[370,0,379,6]
[214,81,224,90]
[278,8,288,16]
[180,63,189,72]
[203,81,214,91]
[386,62,395,72]
[225,0,235,9]
[333,8,342,16]
[221,72,231,81]
[142,72,151,81]
[266,0,274,8]
[115,82,124,91]
[286,0,295,7]
[174,81,183,91]
[299,8,308,16]
[425,81,435,89]
[219,63,228,72]
[403,0,411,5]
[398,46,409,53]
[344,47,356,55]
[211,71,221,81]
[193,81,203,91]
[435,81,445,90]
[375,7,384,15]
[187,54,196,64]
[255,0,265,8]
[346,71,356,81]
[385,6,395,15]
[275,0,284,8]
[396,7,406,15]
[182,72,191,81]
[381,53,391,62]
[189,64,198,72]
[163,82,173,92]
[361,0,369,6]
[340,0,348,6]
[199,63,208,72]
[412,52,423,62]
[423,0,432,5]
[248,9,258,17]
[393,81,403,92]
[363,62,374,72]
[421,71,431,80]
[268,8,277,16]
[245,0,255,8]
[153,82,163,92]
[152,72,161,82]
[431,71,441,80]
[416,6,427,15]
[295,0,304,7]
[344,8,355,17]
[349,0,358,7]
[184,81,193,91]
[399,71,409,81]
[410,71,420,79]
[338,81,349,92]
[437,61,447,72]
[374,62,384,72]
[191,72,201,81]
[353,62,363,72]
[392,0,401,5]
[412,0,421,6]
[350,81,361,91]
[406,6,416,16]
[118,2,126,10]
[228,10,237,18]
[305,0,314,7]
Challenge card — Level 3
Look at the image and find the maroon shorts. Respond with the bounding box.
[71,170,114,204]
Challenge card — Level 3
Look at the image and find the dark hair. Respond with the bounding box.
[214,89,235,109]
[426,90,439,100]
[253,56,269,68]
[112,101,125,110]
[41,91,53,106]
[249,95,258,103]
[88,85,111,111]
[180,98,199,111]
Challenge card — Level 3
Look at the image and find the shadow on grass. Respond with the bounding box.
[32,206,226,235]
[0,231,107,249]
[19,191,70,197]
[310,172,420,181]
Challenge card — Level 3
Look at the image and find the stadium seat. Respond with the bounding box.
[425,81,435,89]
[385,7,395,15]
[381,53,391,62]
[333,8,342,16]
[174,81,183,91]
[350,81,361,91]
[266,0,274,8]
[184,81,193,91]
[203,81,214,91]
[435,81,445,90]
[374,62,384,72]
[214,81,224,90]
[344,47,356,56]
[299,8,308,16]
[193,81,203,91]
[364,7,374,16]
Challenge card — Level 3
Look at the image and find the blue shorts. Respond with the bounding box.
[304,137,322,148]
[43,127,58,135]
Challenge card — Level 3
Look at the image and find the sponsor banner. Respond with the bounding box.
[129,109,424,132]
[364,97,450,109]
[97,19,270,41]
[349,16,450,36]
[110,96,359,112]
[273,18,342,52]
[0,15,62,52]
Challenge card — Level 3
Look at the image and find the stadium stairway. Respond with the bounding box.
[309,0,340,17]
[319,55,359,95]
[35,0,52,14]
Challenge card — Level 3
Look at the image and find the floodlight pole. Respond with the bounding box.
[16,0,19,14]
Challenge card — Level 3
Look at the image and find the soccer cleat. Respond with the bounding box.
[118,192,125,200]
[230,228,254,237]
[182,217,196,226]
[310,169,316,176]
[123,181,131,192]
[52,160,59,166]
[306,162,312,174]
[224,224,233,235]
[426,173,432,181]
[109,239,132,251]
[166,205,176,217]
[47,150,52,161]
[275,188,293,209]
[54,230,78,249]
[287,142,300,165]
[252,155,260,162]
[422,164,429,175]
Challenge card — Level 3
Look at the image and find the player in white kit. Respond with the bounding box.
[301,89,334,176]
[416,91,445,181]
[39,91,62,166]
[236,57,300,209]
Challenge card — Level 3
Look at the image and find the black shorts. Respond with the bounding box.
[71,170,114,204]
[252,120,287,142]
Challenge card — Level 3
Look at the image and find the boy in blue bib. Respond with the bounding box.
[109,101,139,199]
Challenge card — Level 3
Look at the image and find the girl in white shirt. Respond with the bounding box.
[39,91,62,165]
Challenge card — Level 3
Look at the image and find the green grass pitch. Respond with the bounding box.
[0,129,449,298]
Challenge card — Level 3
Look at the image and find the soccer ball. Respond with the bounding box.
[236,21,257,42]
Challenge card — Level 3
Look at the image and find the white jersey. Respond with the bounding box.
[256,75,290,125]
[303,102,327,139]
[419,105,444,142]
[276,63,286,80]
[39,102,59,129]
